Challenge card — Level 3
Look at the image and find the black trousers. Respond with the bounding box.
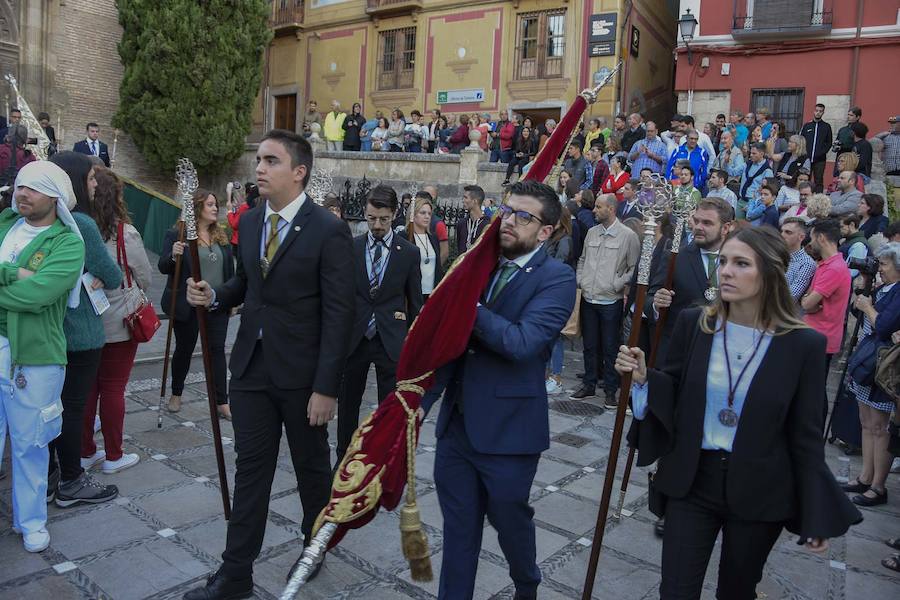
[221,342,332,579]
[811,160,827,193]
[50,348,103,481]
[504,156,530,179]
[580,299,623,394]
[171,310,229,404]
[661,451,783,600]
[336,334,397,464]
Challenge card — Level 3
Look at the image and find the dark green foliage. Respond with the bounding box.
[114,0,272,173]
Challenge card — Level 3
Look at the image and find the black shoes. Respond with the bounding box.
[841,478,870,494]
[569,385,595,400]
[183,571,253,600]
[55,472,118,508]
[604,391,620,409]
[853,488,888,507]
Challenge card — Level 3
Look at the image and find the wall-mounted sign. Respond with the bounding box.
[630,26,640,57]
[436,88,485,104]
[588,13,618,57]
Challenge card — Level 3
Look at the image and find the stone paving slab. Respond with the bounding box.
[1,351,899,599]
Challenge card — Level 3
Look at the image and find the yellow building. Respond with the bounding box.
[257,0,677,135]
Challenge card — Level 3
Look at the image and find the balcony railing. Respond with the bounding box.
[732,0,832,38]
[271,1,304,31]
[366,0,424,18]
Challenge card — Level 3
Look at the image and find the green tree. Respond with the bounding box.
[114,0,272,173]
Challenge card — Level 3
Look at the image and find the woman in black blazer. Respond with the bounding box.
[617,226,861,600]
[159,189,234,418]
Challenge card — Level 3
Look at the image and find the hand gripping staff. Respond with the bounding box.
[180,158,231,520]
[281,63,623,600]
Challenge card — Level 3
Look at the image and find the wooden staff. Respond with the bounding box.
[581,217,658,599]
[613,215,687,519]
[158,220,185,428]
[181,163,232,520]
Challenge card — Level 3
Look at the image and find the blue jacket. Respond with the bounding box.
[420,247,576,454]
[665,143,710,189]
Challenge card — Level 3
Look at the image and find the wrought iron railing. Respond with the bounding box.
[271,1,304,27]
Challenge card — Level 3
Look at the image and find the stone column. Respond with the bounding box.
[459,148,480,185]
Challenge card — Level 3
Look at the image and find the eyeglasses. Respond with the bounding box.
[498,204,544,226]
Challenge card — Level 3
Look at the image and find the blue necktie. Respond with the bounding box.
[91,141,97,156]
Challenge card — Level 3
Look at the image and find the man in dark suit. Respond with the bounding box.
[615,181,642,221]
[72,122,111,167]
[336,185,423,464]
[184,130,354,600]
[455,184,489,255]
[648,196,734,365]
[420,180,576,600]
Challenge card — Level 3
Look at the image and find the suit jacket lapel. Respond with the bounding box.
[356,236,371,295]
[268,201,313,272]
[378,237,405,298]
[686,244,709,291]
[731,332,787,454]
[487,248,547,306]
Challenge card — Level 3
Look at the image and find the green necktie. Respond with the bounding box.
[265,214,281,263]
[706,253,718,288]
[488,262,519,303]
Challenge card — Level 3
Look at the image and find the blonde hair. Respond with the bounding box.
[789,134,807,156]
[805,193,832,219]
[837,151,859,172]
[406,195,434,240]
[700,227,808,335]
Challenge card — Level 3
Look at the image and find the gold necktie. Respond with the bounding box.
[265,214,281,263]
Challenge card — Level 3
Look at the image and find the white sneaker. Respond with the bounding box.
[81,450,106,470]
[102,453,140,474]
[94,415,101,433]
[545,378,562,395]
[23,528,50,553]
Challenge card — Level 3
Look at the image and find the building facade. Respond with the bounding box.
[257,0,679,137]
[674,0,900,138]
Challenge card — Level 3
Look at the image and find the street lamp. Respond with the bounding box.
[679,8,699,65]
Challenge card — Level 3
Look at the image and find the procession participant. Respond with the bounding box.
[335,185,423,465]
[618,226,861,600]
[420,180,576,600]
[0,160,85,552]
[408,192,444,301]
[159,189,234,419]
[455,185,489,255]
[183,130,355,600]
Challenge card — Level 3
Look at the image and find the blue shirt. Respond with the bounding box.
[629,136,669,174]
[632,321,773,451]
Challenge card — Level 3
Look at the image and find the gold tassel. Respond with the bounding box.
[400,501,433,581]
[397,392,433,581]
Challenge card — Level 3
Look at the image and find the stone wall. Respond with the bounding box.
[209,144,512,205]
[45,1,171,193]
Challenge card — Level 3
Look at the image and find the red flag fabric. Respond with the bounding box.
[313,93,592,549]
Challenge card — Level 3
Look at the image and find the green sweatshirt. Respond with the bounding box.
[0,208,85,365]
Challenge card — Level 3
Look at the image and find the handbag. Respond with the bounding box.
[561,288,582,338]
[847,334,884,387]
[875,343,900,403]
[117,222,160,343]
[647,471,667,518]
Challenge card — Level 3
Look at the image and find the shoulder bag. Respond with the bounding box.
[117,222,161,342]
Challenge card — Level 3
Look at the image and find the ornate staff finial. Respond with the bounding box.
[176,158,199,241]
[306,167,334,205]
[579,61,624,104]
[634,173,675,286]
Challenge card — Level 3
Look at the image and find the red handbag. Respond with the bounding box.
[117,222,161,343]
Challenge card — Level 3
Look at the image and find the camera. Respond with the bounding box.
[848,255,878,276]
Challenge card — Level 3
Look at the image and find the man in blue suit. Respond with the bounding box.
[420,180,576,600]
[72,122,111,167]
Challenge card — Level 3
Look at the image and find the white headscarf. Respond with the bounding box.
[11,161,85,308]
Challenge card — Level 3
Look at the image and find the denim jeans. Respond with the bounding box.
[580,299,623,393]
[490,149,514,164]
[548,336,565,376]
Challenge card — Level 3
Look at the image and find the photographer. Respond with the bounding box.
[842,242,900,507]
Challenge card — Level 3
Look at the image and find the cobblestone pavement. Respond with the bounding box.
[1,328,899,600]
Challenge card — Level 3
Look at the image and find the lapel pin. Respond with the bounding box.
[294,226,301,232]
[396,245,401,250]
[525,266,533,273]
